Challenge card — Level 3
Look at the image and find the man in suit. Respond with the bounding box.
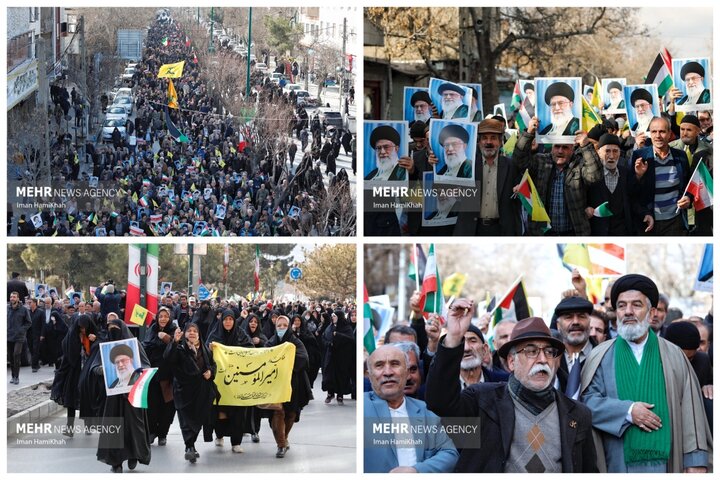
[677,61,711,106]
[553,296,595,399]
[539,81,580,136]
[436,124,473,178]
[364,125,407,181]
[437,83,469,120]
[108,343,141,388]
[364,344,459,473]
[445,118,522,235]
[425,307,597,473]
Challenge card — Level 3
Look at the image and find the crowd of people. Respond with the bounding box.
[363,270,713,473]
[13,11,355,237]
[7,271,356,472]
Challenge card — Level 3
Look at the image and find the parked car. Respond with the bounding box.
[105,105,129,122]
[269,72,284,84]
[319,108,343,130]
[112,96,134,115]
[294,90,317,107]
[102,118,127,142]
[254,62,268,73]
[122,67,135,81]
[283,83,302,94]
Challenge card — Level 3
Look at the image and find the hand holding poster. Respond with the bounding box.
[428,119,477,186]
[673,57,712,112]
[623,84,659,136]
[100,338,143,396]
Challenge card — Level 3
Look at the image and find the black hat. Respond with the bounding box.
[466,323,485,344]
[544,82,575,105]
[630,88,653,107]
[410,90,432,106]
[498,317,565,359]
[554,296,594,317]
[607,81,623,92]
[409,121,427,138]
[587,124,605,141]
[523,82,535,92]
[438,82,466,96]
[439,124,469,145]
[109,344,134,363]
[369,125,401,148]
[664,321,701,350]
[680,114,701,128]
[598,133,621,149]
[680,61,705,80]
[602,118,619,130]
[610,274,659,308]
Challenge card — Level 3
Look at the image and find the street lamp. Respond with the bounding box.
[208,7,216,53]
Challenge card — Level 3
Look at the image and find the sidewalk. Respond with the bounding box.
[7,364,61,433]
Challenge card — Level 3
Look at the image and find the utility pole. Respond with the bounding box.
[209,7,215,53]
[245,7,252,99]
[340,17,347,113]
[79,16,87,165]
[36,37,51,186]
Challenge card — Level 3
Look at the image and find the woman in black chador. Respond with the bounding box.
[321,310,355,404]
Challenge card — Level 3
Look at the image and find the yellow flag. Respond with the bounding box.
[191,183,196,192]
[219,159,226,168]
[129,304,151,326]
[230,146,237,154]
[591,77,602,110]
[157,61,185,79]
[581,96,601,132]
[76,222,82,232]
[502,131,518,156]
[167,79,179,109]
[212,343,296,406]
[68,214,75,222]
[442,272,468,298]
[152,199,159,208]
[132,192,139,203]
[167,152,173,159]
[215,148,222,158]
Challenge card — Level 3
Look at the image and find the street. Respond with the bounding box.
[7,371,356,473]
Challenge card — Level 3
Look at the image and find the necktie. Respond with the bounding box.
[565,353,581,400]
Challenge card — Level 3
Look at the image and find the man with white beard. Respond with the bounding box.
[523,82,536,117]
[436,124,472,178]
[604,81,626,111]
[425,188,458,221]
[437,83,469,120]
[539,82,580,136]
[580,274,712,473]
[108,343,141,388]
[410,90,433,124]
[629,88,655,134]
[364,125,407,181]
[677,62,711,106]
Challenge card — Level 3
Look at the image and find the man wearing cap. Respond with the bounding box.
[629,88,655,134]
[677,62,711,106]
[515,116,603,236]
[629,116,693,236]
[580,274,712,473]
[457,323,509,388]
[436,124,473,178]
[539,82,580,136]
[425,300,597,473]
[438,118,523,235]
[604,81,626,111]
[437,83,469,120]
[410,90,433,124]
[365,125,407,181]
[108,343,141,388]
[669,114,713,236]
[553,297,595,399]
[587,133,638,235]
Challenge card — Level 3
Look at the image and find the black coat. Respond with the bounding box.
[142,320,178,380]
[320,312,355,395]
[587,164,636,235]
[7,303,32,342]
[267,329,313,412]
[425,342,598,473]
[51,315,98,409]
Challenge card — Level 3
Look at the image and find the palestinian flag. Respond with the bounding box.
[686,161,713,211]
[124,245,159,324]
[646,49,673,97]
[491,276,530,325]
[420,244,443,315]
[363,284,375,354]
[582,96,602,132]
[165,107,189,143]
[128,368,159,408]
[408,244,427,285]
[254,245,261,293]
[516,169,551,223]
[515,102,531,132]
[593,201,613,217]
[510,80,523,112]
[161,36,169,46]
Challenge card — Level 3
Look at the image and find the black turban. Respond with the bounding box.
[369,125,401,148]
[680,61,705,81]
[438,82,466,96]
[610,274,659,308]
[439,124,469,145]
[109,343,134,362]
[607,81,623,92]
[544,82,575,105]
[410,90,432,107]
[630,88,653,107]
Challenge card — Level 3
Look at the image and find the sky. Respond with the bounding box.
[639,8,713,57]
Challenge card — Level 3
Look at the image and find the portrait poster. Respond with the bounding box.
[536,77,582,144]
[363,121,409,187]
[429,119,477,187]
[403,87,432,125]
[100,337,142,396]
[422,171,458,228]
[460,83,484,122]
[428,78,473,122]
[601,78,627,114]
[673,57,712,112]
[623,84,659,137]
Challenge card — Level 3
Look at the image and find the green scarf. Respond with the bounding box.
[614,330,671,466]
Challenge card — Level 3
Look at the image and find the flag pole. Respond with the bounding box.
[413,243,420,292]
[488,274,524,318]
[676,160,702,213]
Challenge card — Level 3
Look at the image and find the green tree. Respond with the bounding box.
[263,15,303,56]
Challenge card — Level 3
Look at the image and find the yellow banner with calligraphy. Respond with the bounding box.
[212,342,295,406]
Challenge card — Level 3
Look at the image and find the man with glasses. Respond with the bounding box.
[425,303,597,473]
[677,62,711,107]
[539,82,580,136]
[436,124,473,178]
[629,88,655,135]
[364,125,407,181]
[580,274,712,473]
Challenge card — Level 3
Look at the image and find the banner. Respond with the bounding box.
[157,60,185,79]
[212,342,296,406]
[124,244,159,325]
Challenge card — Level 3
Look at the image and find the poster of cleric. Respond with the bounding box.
[428,119,477,187]
[601,78,627,114]
[422,171,458,228]
[673,57,712,112]
[428,78,473,122]
[100,338,143,396]
[623,84,660,137]
[363,121,409,187]
[535,77,582,144]
[404,87,433,125]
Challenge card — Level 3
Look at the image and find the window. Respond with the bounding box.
[7,32,33,73]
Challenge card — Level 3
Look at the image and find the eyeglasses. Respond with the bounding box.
[516,345,561,359]
[375,143,396,152]
[549,100,571,108]
[684,74,703,83]
[443,141,465,149]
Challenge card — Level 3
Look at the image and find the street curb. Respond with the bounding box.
[7,399,63,434]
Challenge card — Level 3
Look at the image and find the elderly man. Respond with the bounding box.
[587,133,639,235]
[539,82,580,136]
[492,319,516,373]
[426,307,597,473]
[364,125,407,181]
[458,323,508,388]
[410,90,433,124]
[669,114,713,236]
[677,62,711,106]
[697,110,713,142]
[523,82,536,117]
[437,83,469,119]
[604,81,626,111]
[108,343,141,388]
[364,344,459,473]
[629,116,693,236]
[515,116,603,235]
[553,296,595,399]
[393,341,424,399]
[580,274,712,473]
[629,89,655,134]
[436,124,473,178]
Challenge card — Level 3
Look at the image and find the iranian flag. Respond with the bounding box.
[161,36,169,46]
[254,245,260,293]
[185,36,191,48]
[363,284,375,354]
[593,201,613,217]
[128,368,159,408]
[685,161,713,211]
[516,169,551,223]
[124,244,159,325]
[237,132,247,153]
[420,244,443,314]
[646,48,673,97]
[129,225,145,236]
